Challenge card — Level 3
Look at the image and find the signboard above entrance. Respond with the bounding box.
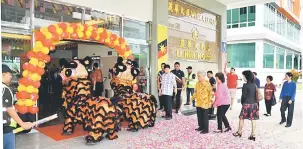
[168,0,218,30]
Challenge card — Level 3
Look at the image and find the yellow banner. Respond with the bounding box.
[157,24,168,71]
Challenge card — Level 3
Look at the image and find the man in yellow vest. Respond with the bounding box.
[184,66,196,106]
[2,64,34,149]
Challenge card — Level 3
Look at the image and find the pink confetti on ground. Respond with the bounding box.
[124,113,278,149]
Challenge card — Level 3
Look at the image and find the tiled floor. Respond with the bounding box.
[16,89,303,149]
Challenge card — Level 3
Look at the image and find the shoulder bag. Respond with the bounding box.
[271,92,277,106]
[255,85,263,102]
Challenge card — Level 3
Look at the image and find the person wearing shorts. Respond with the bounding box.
[224,62,238,110]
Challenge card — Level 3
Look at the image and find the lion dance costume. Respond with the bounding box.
[59,56,157,145]
[59,57,121,145]
[110,57,157,132]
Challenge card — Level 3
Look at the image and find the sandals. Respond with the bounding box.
[232,132,242,137]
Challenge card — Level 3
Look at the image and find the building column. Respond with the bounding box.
[151,0,168,97]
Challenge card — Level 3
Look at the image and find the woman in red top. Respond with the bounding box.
[264,75,276,116]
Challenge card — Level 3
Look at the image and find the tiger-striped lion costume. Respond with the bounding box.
[59,57,121,145]
[110,57,157,132]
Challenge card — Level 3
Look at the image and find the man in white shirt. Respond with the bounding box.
[159,65,176,120]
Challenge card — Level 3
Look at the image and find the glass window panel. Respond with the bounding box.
[232,24,239,28]
[1,1,29,24]
[294,54,299,70]
[240,23,247,27]
[240,7,247,23]
[90,10,121,35]
[248,6,256,22]
[227,25,231,29]
[276,47,285,69]
[263,43,274,68]
[227,9,231,24]
[232,8,239,24]
[248,22,255,27]
[227,43,255,68]
[286,52,293,69]
[123,19,148,40]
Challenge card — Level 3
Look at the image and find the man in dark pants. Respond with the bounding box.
[207,71,216,120]
[279,72,296,127]
[184,66,196,106]
[171,62,185,114]
[157,63,166,110]
[159,65,176,120]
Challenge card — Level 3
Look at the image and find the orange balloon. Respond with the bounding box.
[91,31,98,39]
[27,51,36,59]
[125,45,130,51]
[98,38,105,44]
[28,106,39,114]
[48,25,57,33]
[32,81,41,88]
[49,45,56,51]
[16,91,29,99]
[29,93,39,101]
[111,34,117,41]
[27,63,36,72]
[61,32,69,39]
[52,33,60,41]
[36,67,45,75]
[59,22,67,30]
[35,31,46,41]
[18,78,30,86]
[36,51,45,60]
[42,39,53,48]
[43,55,51,63]
[71,23,78,30]
[16,106,28,114]
[71,33,78,39]
[22,63,29,70]
[83,24,88,31]
[119,38,125,44]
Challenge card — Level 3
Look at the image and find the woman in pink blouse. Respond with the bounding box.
[213,72,231,133]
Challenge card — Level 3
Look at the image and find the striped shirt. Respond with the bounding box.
[161,72,175,96]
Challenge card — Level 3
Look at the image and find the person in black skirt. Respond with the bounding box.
[90,63,103,96]
[233,70,259,141]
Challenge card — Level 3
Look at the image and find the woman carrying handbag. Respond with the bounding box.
[264,76,276,116]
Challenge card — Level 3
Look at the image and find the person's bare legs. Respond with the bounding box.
[230,98,234,110]
[251,120,256,136]
[233,118,244,137]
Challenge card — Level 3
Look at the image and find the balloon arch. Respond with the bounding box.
[15,22,133,115]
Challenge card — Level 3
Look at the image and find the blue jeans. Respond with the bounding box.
[3,132,15,149]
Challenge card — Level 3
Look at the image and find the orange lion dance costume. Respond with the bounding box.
[59,57,121,145]
[110,57,157,132]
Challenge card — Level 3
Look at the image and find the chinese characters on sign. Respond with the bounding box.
[168,0,217,27]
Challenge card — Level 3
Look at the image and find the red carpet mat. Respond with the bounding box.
[36,122,129,141]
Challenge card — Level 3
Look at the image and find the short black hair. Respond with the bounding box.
[164,64,170,69]
[161,63,166,66]
[242,70,254,83]
[231,67,235,71]
[253,72,257,76]
[267,75,273,81]
[174,62,180,65]
[93,63,99,68]
[215,72,225,83]
[286,72,293,78]
[207,71,213,74]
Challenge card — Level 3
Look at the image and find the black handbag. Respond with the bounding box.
[271,92,277,106]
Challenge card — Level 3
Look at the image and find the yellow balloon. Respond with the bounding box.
[26,86,35,93]
[17,100,25,106]
[105,38,110,43]
[35,41,43,48]
[94,35,100,41]
[45,32,52,39]
[38,61,45,68]
[107,32,112,37]
[77,31,84,38]
[85,31,92,38]
[77,25,84,32]
[31,73,41,81]
[25,99,33,107]
[18,85,26,92]
[29,58,38,66]
[56,28,63,35]
[125,51,130,57]
[97,28,104,34]
[88,26,93,31]
[34,88,39,93]
[41,47,50,55]
[67,27,74,34]
[121,44,126,49]
[114,40,119,46]
[22,70,29,77]
[33,47,39,52]
[40,27,48,33]
[53,23,59,29]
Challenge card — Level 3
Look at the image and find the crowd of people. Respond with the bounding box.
[156,61,297,140]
